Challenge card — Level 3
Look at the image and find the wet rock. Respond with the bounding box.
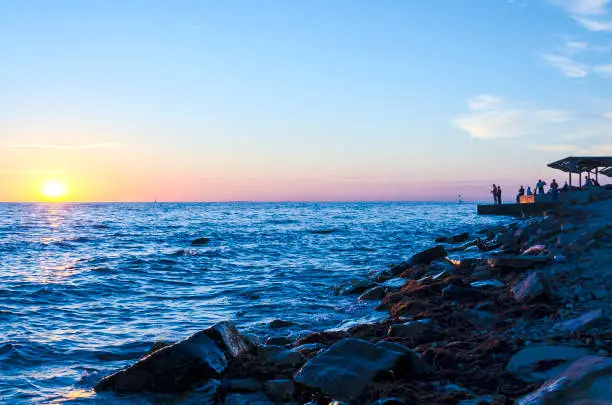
[554,308,607,334]
[95,325,231,393]
[517,356,612,405]
[459,309,496,328]
[258,345,305,366]
[191,237,211,245]
[264,336,293,346]
[371,268,395,282]
[358,286,386,301]
[381,278,406,291]
[512,272,551,303]
[522,244,547,256]
[206,321,253,357]
[268,319,295,329]
[470,279,505,289]
[436,232,470,244]
[265,379,295,402]
[408,245,447,266]
[387,319,438,343]
[148,340,170,354]
[458,396,498,405]
[193,379,221,405]
[294,338,407,401]
[371,398,407,405]
[506,345,591,383]
[224,392,274,405]
[334,278,375,295]
[227,378,263,392]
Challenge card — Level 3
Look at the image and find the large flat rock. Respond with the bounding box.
[294,338,406,401]
[506,345,591,383]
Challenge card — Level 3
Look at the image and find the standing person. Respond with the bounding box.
[496,186,502,205]
[536,179,546,195]
[561,181,569,192]
[550,179,559,201]
[516,185,525,203]
[491,184,498,204]
[526,186,533,195]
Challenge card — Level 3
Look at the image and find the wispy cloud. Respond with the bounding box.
[541,53,589,77]
[453,95,573,139]
[530,144,581,152]
[593,64,612,76]
[548,0,610,15]
[573,16,612,30]
[8,142,119,150]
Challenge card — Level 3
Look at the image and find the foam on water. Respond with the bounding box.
[0,202,507,403]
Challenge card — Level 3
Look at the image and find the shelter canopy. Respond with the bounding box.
[547,156,612,177]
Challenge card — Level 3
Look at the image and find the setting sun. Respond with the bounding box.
[40,180,68,200]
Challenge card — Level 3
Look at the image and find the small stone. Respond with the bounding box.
[371,398,407,405]
[265,379,295,402]
[334,278,375,295]
[470,279,505,289]
[290,343,326,354]
[459,309,496,328]
[381,278,406,291]
[442,284,485,301]
[388,319,438,343]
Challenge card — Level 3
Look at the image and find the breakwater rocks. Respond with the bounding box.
[95,202,612,404]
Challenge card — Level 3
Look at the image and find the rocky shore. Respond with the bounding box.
[94,199,612,404]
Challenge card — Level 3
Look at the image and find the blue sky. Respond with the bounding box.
[1,0,611,201]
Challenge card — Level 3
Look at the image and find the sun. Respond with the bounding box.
[40,180,68,200]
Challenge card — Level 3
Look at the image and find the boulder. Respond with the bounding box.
[294,338,407,401]
[408,245,447,266]
[334,278,375,295]
[554,308,607,334]
[191,237,211,245]
[268,319,295,329]
[506,345,591,383]
[512,272,551,303]
[224,392,275,405]
[358,286,386,301]
[205,321,253,357]
[381,278,406,291]
[376,341,431,376]
[459,309,496,328]
[95,327,230,392]
[290,343,326,355]
[265,379,295,402]
[517,356,612,405]
[371,269,395,282]
[387,319,438,343]
[436,232,470,244]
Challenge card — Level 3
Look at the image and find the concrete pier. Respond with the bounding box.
[477,202,560,216]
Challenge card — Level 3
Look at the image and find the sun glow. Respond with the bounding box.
[40,180,68,200]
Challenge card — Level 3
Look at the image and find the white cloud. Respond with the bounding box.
[593,64,612,76]
[604,112,612,118]
[466,95,504,111]
[541,53,589,77]
[8,142,119,150]
[548,0,610,15]
[573,16,612,30]
[454,96,573,139]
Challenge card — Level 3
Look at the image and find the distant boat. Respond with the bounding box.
[458,193,463,204]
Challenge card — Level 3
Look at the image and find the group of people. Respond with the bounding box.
[490,184,502,205]
[510,176,602,203]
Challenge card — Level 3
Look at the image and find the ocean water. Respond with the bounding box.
[0,202,506,404]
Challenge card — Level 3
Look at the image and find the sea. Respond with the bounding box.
[0,202,507,404]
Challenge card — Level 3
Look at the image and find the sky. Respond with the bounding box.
[1,0,612,202]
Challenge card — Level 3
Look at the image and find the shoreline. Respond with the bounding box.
[92,199,612,404]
